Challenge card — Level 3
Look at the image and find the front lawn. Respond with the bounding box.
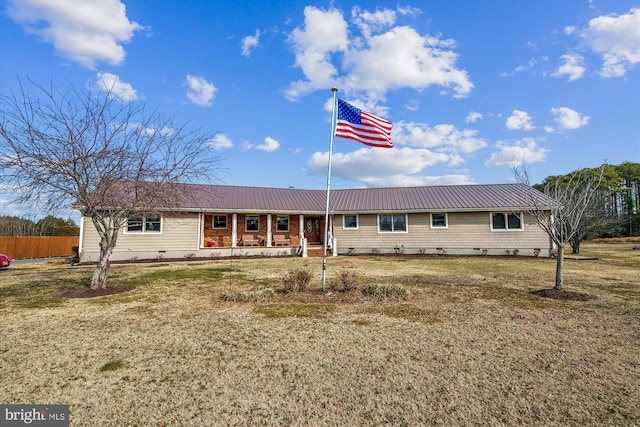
[0,242,638,425]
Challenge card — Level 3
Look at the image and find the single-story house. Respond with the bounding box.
[78,183,555,262]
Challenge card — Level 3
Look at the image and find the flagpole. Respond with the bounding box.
[322,87,339,293]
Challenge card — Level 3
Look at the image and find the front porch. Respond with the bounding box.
[199,213,334,258]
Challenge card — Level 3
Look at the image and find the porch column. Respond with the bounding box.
[300,214,307,257]
[266,214,272,247]
[299,214,304,242]
[232,214,238,247]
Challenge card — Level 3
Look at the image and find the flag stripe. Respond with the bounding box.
[335,124,390,141]
[334,129,392,148]
[334,99,393,148]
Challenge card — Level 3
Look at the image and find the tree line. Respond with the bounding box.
[0,215,79,236]
[533,162,640,253]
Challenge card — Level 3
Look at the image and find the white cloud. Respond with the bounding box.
[552,54,586,81]
[405,100,419,111]
[343,25,473,99]
[95,72,137,101]
[241,29,260,57]
[135,124,174,137]
[466,111,483,123]
[306,119,483,185]
[285,7,349,99]
[185,75,217,107]
[351,6,396,38]
[6,0,141,69]
[393,121,487,154]
[285,6,473,102]
[397,6,423,18]
[549,107,590,131]
[307,147,462,186]
[208,133,233,149]
[515,59,537,73]
[257,136,280,152]
[364,173,474,187]
[484,138,549,167]
[505,110,535,131]
[580,7,640,78]
[500,59,536,77]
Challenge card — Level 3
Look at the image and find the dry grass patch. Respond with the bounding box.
[368,303,439,323]
[254,303,336,318]
[0,242,637,425]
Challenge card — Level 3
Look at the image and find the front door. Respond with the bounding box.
[305,217,323,245]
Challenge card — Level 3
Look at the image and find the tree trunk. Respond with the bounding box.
[89,226,118,289]
[571,239,580,254]
[554,243,565,291]
[90,256,110,289]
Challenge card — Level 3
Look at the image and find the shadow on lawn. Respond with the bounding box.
[530,288,593,301]
[60,287,133,299]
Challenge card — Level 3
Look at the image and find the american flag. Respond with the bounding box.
[334,99,393,148]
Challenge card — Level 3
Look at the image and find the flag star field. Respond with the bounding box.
[0,0,638,217]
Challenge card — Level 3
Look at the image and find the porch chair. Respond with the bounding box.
[273,234,291,246]
[240,234,261,246]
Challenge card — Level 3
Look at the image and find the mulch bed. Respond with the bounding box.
[60,287,133,299]
[530,288,593,301]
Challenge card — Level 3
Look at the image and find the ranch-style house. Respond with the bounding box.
[78,183,555,262]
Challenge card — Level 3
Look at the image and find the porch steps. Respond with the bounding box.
[307,245,324,257]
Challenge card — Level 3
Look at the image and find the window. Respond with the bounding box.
[246,215,259,231]
[343,214,358,229]
[276,216,289,232]
[491,212,523,231]
[126,215,162,233]
[145,215,161,232]
[431,213,447,228]
[378,214,407,232]
[213,215,227,229]
[126,216,143,232]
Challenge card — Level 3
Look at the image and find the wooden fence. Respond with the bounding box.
[0,236,79,259]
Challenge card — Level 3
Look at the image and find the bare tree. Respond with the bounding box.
[515,165,604,290]
[568,186,623,254]
[0,80,221,289]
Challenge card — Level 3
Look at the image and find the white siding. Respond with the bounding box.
[80,213,201,262]
[333,212,550,256]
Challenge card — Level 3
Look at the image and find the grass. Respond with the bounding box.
[254,303,336,318]
[0,241,638,425]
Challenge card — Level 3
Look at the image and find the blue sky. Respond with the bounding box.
[1,0,639,217]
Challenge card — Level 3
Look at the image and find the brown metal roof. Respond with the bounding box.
[174,183,554,213]
[331,184,554,212]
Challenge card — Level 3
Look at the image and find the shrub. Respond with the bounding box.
[362,284,408,299]
[281,268,313,293]
[334,268,359,292]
